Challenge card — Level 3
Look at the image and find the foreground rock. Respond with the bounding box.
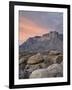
[29,63,63,78]
[56,55,63,64]
[43,54,63,65]
[19,57,27,65]
[43,55,54,66]
[24,53,46,77]
[46,63,63,77]
[19,56,29,71]
[27,53,44,65]
[25,62,48,76]
[48,50,61,55]
[19,51,63,79]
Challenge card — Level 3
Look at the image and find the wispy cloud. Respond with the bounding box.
[19,16,49,45]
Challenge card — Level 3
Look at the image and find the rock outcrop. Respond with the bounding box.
[30,63,63,78]
[19,51,63,79]
[27,53,44,65]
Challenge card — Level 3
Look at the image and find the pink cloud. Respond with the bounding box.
[19,16,48,45]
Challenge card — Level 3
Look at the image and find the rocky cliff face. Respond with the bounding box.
[19,31,63,53]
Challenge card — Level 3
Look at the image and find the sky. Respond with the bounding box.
[19,11,63,45]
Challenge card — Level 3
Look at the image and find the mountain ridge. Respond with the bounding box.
[20,31,63,53]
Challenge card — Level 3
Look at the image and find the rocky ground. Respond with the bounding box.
[19,50,63,79]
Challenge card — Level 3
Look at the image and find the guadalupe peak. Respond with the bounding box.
[20,31,63,53]
[42,31,58,39]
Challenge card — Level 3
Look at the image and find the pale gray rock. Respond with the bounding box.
[56,55,63,64]
[25,62,48,76]
[29,68,48,78]
[60,61,63,70]
[60,61,63,66]
[46,63,63,77]
[48,50,61,55]
[19,57,27,64]
[27,53,44,65]
[29,63,63,78]
[43,54,63,65]
[43,55,54,66]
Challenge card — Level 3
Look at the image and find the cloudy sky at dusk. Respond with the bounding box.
[19,11,63,45]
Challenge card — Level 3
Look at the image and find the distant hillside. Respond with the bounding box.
[19,31,63,53]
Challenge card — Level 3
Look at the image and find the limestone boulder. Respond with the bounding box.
[27,53,44,65]
[19,57,28,65]
[43,55,54,66]
[29,68,48,78]
[25,62,48,76]
[48,50,61,55]
[19,57,28,70]
[43,54,63,65]
[29,63,63,78]
[56,55,63,64]
[46,63,63,77]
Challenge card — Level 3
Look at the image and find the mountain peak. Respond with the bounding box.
[43,31,58,38]
[20,31,63,53]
